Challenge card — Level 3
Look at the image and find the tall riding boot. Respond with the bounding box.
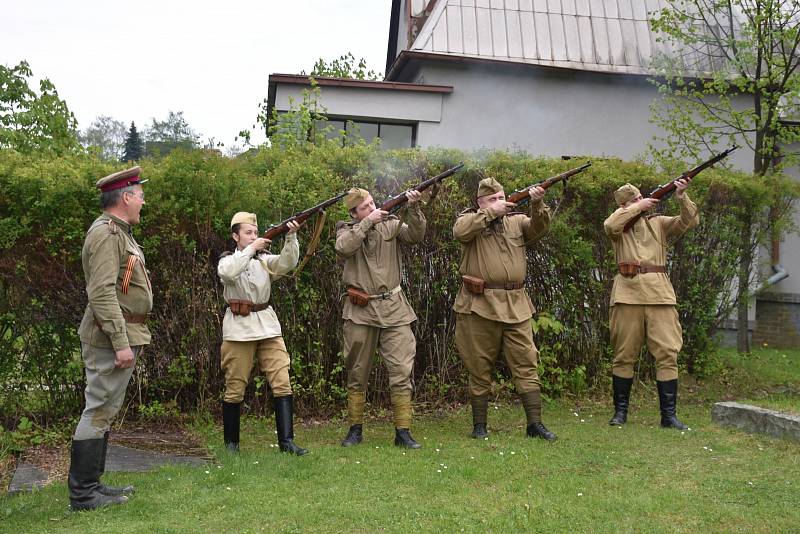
[69,438,128,511]
[520,389,557,441]
[222,401,241,453]
[273,395,308,455]
[96,431,135,496]
[609,375,633,426]
[341,390,365,447]
[470,395,489,438]
[657,379,688,430]
[391,391,421,449]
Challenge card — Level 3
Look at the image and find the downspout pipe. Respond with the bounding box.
[756,237,789,294]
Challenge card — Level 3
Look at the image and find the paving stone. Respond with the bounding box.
[105,444,206,472]
[7,463,48,494]
[712,401,800,442]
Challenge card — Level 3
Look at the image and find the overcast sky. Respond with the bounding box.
[2,0,392,149]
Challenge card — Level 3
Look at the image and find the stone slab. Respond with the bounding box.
[712,401,800,442]
[7,463,49,494]
[105,443,206,472]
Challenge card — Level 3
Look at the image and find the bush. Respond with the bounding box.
[0,144,794,425]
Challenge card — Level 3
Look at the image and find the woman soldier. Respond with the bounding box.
[218,212,307,455]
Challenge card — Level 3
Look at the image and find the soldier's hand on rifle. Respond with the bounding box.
[115,346,135,369]
[286,220,302,235]
[528,186,545,202]
[252,237,271,251]
[366,208,389,223]
[675,177,692,198]
[405,190,422,204]
[491,201,517,217]
[635,197,659,212]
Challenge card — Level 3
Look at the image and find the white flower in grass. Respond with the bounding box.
[435,448,440,452]
[577,493,583,497]
[470,456,475,460]
[573,412,579,417]
[253,461,259,464]
[510,451,515,455]
[355,461,361,464]
[204,470,210,474]
[437,469,442,473]
[499,452,504,456]
[580,419,585,423]
[226,487,231,491]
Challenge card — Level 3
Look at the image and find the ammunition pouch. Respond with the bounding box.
[462,275,485,295]
[346,288,370,307]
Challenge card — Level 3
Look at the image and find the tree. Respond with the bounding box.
[307,52,382,80]
[0,60,79,155]
[80,115,127,161]
[649,0,800,353]
[122,121,143,162]
[143,111,199,157]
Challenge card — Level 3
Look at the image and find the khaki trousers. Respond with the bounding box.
[343,320,415,394]
[610,304,682,381]
[221,337,292,403]
[455,313,540,398]
[74,343,141,441]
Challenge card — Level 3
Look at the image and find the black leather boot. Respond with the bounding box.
[394,428,422,449]
[222,401,241,453]
[657,379,688,430]
[69,438,128,511]
[341,424,363,447]
[97,431,135,496]
[274,395,308,455]
[470,395,489,438]
[609,375,633,426]
[526,422,558,441]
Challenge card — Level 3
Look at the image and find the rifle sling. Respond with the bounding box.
[293,210,327,277]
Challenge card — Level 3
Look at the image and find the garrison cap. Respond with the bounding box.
[345,187,370,210]
[477,177,504,198]
[96,166,147,193]
[230,212,257,230]
[614,183,641,207]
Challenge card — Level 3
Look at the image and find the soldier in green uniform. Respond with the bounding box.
[453,177,557,441]
[335,187,424,449]
[69,166,152,511]
[604,179,698,430]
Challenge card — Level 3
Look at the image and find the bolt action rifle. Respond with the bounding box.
[506,161,592,205]
[261,191,347,274]
[622,146,737,232]
[379,162,465,212]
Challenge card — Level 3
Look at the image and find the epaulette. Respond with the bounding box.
[506,211,527,217]
[218,250,233,260]
[335,220,354,231]
[107,220,118,234]
[458,207,477,215]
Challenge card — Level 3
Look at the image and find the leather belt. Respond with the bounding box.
[369,285,402,300]
[484,282,524,290]
[95,313,147,327]
[638,265,666,274]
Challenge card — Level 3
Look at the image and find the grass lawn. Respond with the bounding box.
[2,346,798,533]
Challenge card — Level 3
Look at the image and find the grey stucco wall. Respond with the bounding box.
[406,60,753,171]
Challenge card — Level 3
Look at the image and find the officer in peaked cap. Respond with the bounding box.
[68,166,152,511]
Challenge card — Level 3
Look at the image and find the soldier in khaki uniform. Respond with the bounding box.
[453,177,557,441]
[69,166,152,511]
[335,187,424,449]
[604,178,698,430]
[218,213,306,455]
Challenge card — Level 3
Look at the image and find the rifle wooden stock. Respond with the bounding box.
[379,162,465,213]
[506,161,591,205]
[262,191,347,240]
[622,146,737,232]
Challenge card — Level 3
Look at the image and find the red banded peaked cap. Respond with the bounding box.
[96,166,147,192]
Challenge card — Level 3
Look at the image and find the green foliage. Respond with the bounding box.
[80,115,127,161]
[308,52,381,80]
[143,111,200,158]
[0,60,80,156]
[0,145,795,424]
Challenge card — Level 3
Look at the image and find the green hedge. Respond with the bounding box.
[0,143,793,425]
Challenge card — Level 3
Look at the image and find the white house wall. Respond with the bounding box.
[273,84,444,123]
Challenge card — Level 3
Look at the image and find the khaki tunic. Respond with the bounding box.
[604,194,699,305]
[452,199,551,397]
[78,213,153,350]
[604,193,699,381]
[335,203,425,327]
[452,199,550,323]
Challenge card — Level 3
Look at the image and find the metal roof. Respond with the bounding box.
[402,0,728,77]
